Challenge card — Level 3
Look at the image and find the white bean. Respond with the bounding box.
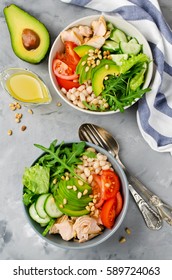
[67,92,72,100]
[84,167,90,177]
[80,92,86,101]
[81,89,87,96]
[102,155,108,161]
[77,165,84,171]
[86,96,94,102]
[97,153,104,160]
[87,158,94,163]
[91,99,98,105]
[61,87,67,94]
[70,94,76,101]
[93,161,99,169]
[95,167,101,174]
[83,160,88,167]
[74,91,80,98]
[88,175,93,184]
[86,86,92,94]
[102,164,110,170]
[87,147,96,152]
[78,85,86,92]
[99,160,106,167]
[80,173,87,181]
[70,87,76,94]
[73,100,78,105]
[78,101,85,108]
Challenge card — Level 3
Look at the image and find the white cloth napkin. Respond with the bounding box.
[61,0,172,154]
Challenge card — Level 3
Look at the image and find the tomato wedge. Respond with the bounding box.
[53,59,78,80]
[91,169,120,209]
[101,170,121,200]
[100,198,116,229]
[56,76,80,90]
[92,174,105,208]
[115,192,123,217]
[65,41,80,71]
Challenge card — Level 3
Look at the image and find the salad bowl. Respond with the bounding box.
[48,15,153,115]
[23,141,129,249]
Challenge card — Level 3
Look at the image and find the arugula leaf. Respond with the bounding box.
[42,219,55,237]
[82,150,97,158]
[34,140,87,181]
[62,142,85,165]
[101,62,150,112]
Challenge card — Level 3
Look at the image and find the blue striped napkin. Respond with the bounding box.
[61,0,172,154]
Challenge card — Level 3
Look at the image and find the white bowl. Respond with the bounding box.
[48,15,153,115]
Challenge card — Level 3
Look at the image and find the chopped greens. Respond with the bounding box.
[22,163,50,194]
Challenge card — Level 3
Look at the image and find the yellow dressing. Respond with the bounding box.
[5,72,51,104]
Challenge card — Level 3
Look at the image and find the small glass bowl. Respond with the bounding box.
[0,67,52,107]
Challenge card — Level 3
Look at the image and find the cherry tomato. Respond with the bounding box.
[53,59,78,80]
[91,169,120,209]
[100,198,116,229]
[101,170,121,200]
[55,52,66,62]
[92,174,105,208]
[56,76,80,90]
[115,191,123,217]
[65,41,80,71]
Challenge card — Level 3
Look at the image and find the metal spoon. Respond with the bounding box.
[79,123,164,230]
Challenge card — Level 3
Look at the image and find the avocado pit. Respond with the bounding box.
[22,28,40,50]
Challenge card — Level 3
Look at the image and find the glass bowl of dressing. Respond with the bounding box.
[0,68,52,106]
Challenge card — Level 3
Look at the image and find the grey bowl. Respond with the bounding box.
[23,142,129,249]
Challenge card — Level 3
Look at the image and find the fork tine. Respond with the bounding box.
[86,124,110,150]
[79,123,109,151]
[79,125,99,145]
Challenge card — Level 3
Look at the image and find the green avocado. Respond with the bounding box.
[92,63,120,96]
[74,45,95,57]
[76,54,88,75]
[4,4,50,64]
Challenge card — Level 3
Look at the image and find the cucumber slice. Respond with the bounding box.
[102,40,119,53]
[29,203,51,224]
[120,41,142,55]
[128,38,139,44]
[44,194,63,218]
[35,193,50,219]
[110,28,128,43]
[110,54,128,66]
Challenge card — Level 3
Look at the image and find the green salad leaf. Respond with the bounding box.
[101,62,150,112]
[22,163,50,194]
[34,140,87,181]
[23,188,39,206]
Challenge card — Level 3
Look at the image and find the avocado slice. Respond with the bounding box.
[76,54,88,75]
[74,45,95,57]
[92,64,120,96]
[4,4,50,64]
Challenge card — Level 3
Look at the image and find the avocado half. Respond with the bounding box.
[4,4,50,64]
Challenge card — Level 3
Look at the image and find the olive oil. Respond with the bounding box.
[5,70,51,104]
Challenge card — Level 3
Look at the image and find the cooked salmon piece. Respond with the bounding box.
[84,36,105,49]
[50,215,74,241]
[73,215,102,243]
[61,29,83,45]
[79,25,93,37]
[92,16,107,37]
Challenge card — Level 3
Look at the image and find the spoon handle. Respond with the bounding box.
[127,171,172,226]
[128,184,162,230]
